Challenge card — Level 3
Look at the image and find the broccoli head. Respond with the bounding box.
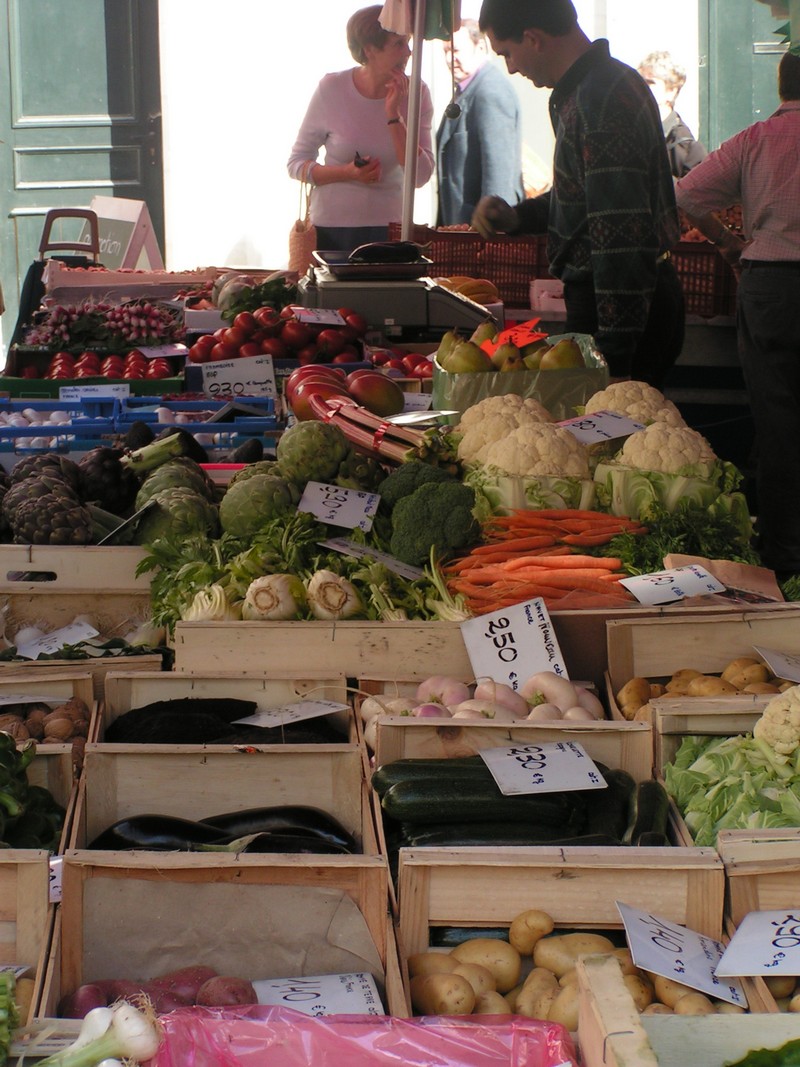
[377,459,456,511]
[389,480,480,566]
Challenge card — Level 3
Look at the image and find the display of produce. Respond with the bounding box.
[0,734,66,850]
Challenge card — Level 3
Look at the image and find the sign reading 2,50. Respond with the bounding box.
[485,618,518,663]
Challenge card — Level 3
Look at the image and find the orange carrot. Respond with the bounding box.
[499,554,622,572]
[470,534,558,554]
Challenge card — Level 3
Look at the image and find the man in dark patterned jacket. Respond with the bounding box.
[472,0,684,388]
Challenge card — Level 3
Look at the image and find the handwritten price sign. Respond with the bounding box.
[481,741,606,795]
[557,410,644,445]
[252,973,383,1016]
[717,911,800,976]
[620,564,725,605]
[200,354,277,398]
[461,599,567,690]
[298,482,379,532]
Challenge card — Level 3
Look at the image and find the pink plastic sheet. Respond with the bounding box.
[150,1005,578,1067]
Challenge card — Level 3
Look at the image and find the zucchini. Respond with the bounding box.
[630,780,670,845]
[399,824,620,848]
[371,756,492,797]
[380,777,587,832]
[585,768,636,841]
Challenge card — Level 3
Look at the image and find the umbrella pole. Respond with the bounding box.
[400,0,427,240]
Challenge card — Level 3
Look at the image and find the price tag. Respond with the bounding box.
[480,741,607,795]
[620,564,726,606]
[59,383,130,400]
[753,646,800,684]
[138,343,188,359]
[483,317,546,354]
[716,911,800,976]
[289,307,346,326]
[617,902,748,1007]
[252,972,383,1016]
[298,481,379,532]
[320,537,424,581]
[460,599,567,690]
[49,856,62,904]
[399,391,433,413]
[200,354,277,398]
[232,699,349,728]
[16,621,99,660]
[557,410,645,445]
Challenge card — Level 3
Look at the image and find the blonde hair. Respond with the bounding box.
[638,50,687,95]
[346,5,394,65]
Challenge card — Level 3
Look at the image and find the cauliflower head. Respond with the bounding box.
[483,422,590,478]
[753,686,800,756]
[618,423,717,476]
[456,394,553,465]
[585,381,686,429]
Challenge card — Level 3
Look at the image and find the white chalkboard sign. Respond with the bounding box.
[77,196,164,270]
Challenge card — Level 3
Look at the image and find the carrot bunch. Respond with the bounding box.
[445,508,648,613]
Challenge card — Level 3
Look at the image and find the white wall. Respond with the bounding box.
[158,1,700,273]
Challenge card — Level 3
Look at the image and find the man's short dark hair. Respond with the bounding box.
[778,50,800,102]
[479,0,578,40]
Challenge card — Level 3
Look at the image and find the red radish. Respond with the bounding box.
[195,976,258,1006]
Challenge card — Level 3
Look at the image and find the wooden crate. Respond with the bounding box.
[28,748,78,854]
[0,851,54,1023]
[101,669,354,741]
[0,671,97,777]
[40,852,406,1017]
[577,954,784,1067]
[70,744,379,855]
[653,701,764,779]
[717,830,800,926]
[605,608,800,720]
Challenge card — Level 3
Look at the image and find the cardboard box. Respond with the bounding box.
[0,851,55,1023]
[40,852,406,1017]
[577,954,780,1067]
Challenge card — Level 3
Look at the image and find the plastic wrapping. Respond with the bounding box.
[431,333,608,423]
[150,1005,578,1067]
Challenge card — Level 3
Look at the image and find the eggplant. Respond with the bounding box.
[88,814,231,851]
[234,831,351,855]
[200,805,358,853]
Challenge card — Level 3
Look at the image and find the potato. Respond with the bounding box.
[649,683,667,699]
[650,973,697,1008]
[406,952,456,978]
[514,967,559,1020]
[666,668,703,694]
[410,972,476,1016]
[721,657,769,686]
[558,968,579,988]
[473,990,512,1015]
[788,992,800,1013]
[450,938,521,993]
[715,1001,746,1014]
[547,983,580,1030]
[686,675,738,697]
[765,974,797,999]
[743,682,780,695]
[533,933,615,978]
[616,677,651,719]
[673,991,716,1015]
[623,974,654,1011]
[642,1003,673,1015]
[508,909,554,955]
[451,961,496,997]
[504,982,525,1012]
[610,948,639,977]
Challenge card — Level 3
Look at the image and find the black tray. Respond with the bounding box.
[312,250,432,281]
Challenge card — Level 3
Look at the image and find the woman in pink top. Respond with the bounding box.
[287,5,434,255]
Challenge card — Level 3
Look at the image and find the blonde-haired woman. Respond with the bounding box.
[287,4,434,254]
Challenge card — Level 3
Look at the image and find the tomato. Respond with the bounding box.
[233,311,257,334]
[238,342,263,359]
[146,359,173,379]
[210,342,233,362]
[123,366,146,379]
[21,366,40,379]
[295,343,321,365]
[188,343,214,364]
[260,337,289,359]
[331,349,362,364]
[75,366,99,378]
[280,319,312,351]
[279,304,297,320]
[316,328,346,358]
[223,326,247,349]
[369,348,392,366]
[383,358,406,372]
[253,307,282,334]
[343,311,368,337]
[411,360,434,379]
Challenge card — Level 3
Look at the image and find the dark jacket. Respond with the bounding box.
[436,62,524,226]
[663,110,708,178]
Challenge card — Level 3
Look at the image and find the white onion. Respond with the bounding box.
[415,674,471,706]
[7,413,30,427]
[359,695,393,723]
[562,705,597,721]
[526,702,564,722]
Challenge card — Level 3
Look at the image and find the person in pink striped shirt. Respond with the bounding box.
[676,51,800,581]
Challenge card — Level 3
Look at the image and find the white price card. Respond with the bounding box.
[138,343,188,359]
[298,481,379,532]
[716,911,800,976]
[620,564,726,605]
[16,621,99,660]
[617,902,748,1007]
[0,693,65,707]
[200,354,277,398]
[480,741,607,795]
[233,699,348,729]
[60,383,130,400]
[320,537,424,581]
[557,410,645,445]
[253,972,384,1016]
[753,646,800,684]
[290,307,346,325]
[398,392,434,413]
[460,599,568,690]
[49,856,62,904]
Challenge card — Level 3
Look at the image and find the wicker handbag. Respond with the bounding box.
[288,162,317,274]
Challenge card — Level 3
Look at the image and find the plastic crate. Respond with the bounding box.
[389,224,550,308]
[672,240,737,318]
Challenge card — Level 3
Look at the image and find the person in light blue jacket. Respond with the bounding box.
[436,19,525,226]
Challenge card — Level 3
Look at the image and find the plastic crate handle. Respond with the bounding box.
[38,208,100,261]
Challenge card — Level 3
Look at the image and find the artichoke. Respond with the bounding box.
[10,453,82,491]
[11,493,93,545]
[275,421,349,485]
[135,486,220,545]
[228,460,284,488]
[2,474,82,526]
[78,447,140,515]
[219,474,297,539]
[336,449,386,491]
[135,457,216,510]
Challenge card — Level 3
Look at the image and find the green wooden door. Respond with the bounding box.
[0,0,163,341]
[701,0,785,149]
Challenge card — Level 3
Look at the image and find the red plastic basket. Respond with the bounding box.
[672,241,738,318]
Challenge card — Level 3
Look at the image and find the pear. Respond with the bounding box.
[539,337,583,370]
[499,349,525,372]
[523,348,545,370]
[444,340,495,373]
[436,329,461,366]
[490,341,523,371]
[469,320,498,347]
